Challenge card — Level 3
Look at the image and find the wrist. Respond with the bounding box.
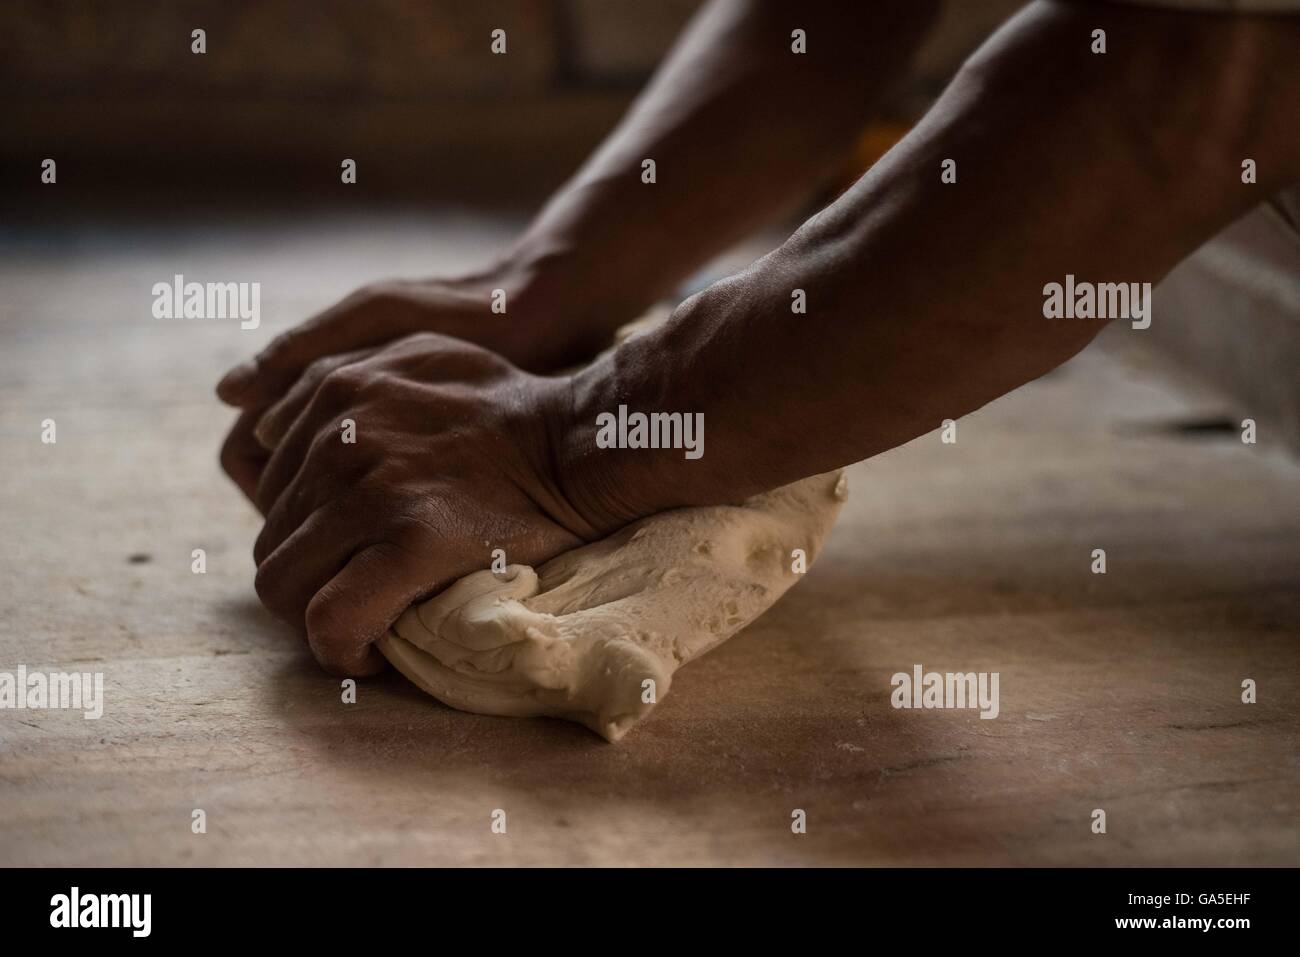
[549,309,731,537]
[550,360,664,538]
[490,236,658,360]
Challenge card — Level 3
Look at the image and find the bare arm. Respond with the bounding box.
[560,0,1300,530]
[218,0,940,406]
[500,0,943,348]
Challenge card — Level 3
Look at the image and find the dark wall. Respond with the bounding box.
[2,0,699,208]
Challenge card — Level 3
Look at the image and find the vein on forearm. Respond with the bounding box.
[573,0,1300,512]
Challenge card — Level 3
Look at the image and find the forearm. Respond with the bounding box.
[502,0,939,344]
[560,0,1300,528]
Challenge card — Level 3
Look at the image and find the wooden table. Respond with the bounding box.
[2,211,1295,866]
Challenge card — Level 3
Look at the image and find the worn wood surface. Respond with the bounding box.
[1,212,1296,866]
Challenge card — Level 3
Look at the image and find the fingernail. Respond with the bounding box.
[217,360,258,401]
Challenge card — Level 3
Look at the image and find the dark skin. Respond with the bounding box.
[219,1,1300,676]
[247,333,584,674]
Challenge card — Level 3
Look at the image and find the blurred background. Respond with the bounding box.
[2,0,1022,207]
[2,0,1297,446]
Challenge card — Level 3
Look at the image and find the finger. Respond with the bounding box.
[306,540,449,676]
[216,286,419,407]
[253,444,368,566]
[219,408,272,509]
[254,347,376,452]
[253,365,363,516]
[255,502,371,629]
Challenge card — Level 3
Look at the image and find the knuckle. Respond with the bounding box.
[388,520,430,554]
[252,529,268,566]
[253,557,291,620]
[257,330,297,366]
[357,280,407,311]
[252,517,279,565]
[304,354,339,381]
[386,508,446,559]
[319,364,364,401]
[306,424,348,468]
[304,587,352,654]
[354,367,401,404]
[219,424,258,481]
[398,329,440,348]
[251,489,279,526]
[252,559,275,603]
[218,434,241,476]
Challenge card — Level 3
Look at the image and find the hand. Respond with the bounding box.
[217,267,610,506]
[248,332,608,676]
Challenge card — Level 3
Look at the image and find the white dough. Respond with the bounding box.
[379,469,847,741]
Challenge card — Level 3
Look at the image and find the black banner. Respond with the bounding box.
[0,868,1288,944]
